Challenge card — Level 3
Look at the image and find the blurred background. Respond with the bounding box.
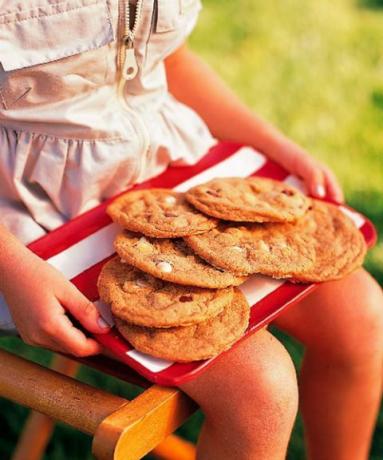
[0,0,382,458]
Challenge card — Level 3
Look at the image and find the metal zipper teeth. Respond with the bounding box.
[124,0,143,38]
[117,0,150,179]
[117,0,126,73]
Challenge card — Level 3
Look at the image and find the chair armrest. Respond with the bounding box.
[0,348,198,459]
[93,385,198,460]
[0,348,127,434]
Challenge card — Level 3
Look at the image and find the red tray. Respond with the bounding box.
[27,142,377,386]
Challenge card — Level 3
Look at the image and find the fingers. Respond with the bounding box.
[308,170,326,199]
[322,166,344,203]
[296,157,326,199]
[50,313,103,357]
[295,156,344,202]
[60,284,111,335]
[19,309,103,357]
[273,140,344,202]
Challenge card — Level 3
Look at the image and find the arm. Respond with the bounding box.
[165,44,343,202]
[0,224,110,356]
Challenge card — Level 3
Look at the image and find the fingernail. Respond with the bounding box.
[315,184,325,198]
[97,316,111,329]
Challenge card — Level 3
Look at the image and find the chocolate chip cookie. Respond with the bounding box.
[184,219,316,278]
[98,257,234,328]
[114,231,246,288]
[115,289,250,362]
[185,177,310,222]
[107,189,217,238]
[292,201,367,282]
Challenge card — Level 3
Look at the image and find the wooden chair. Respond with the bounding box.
[0,347,198,460]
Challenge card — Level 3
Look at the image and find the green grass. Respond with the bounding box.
[1,0,382,458]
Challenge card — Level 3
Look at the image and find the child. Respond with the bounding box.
[0,1,382,458]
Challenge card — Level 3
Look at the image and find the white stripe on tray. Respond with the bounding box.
[126,350,173,372]
[340,206,365,229]
[47,223,119,278]
[174,147,266,192]
[239,276,284,306]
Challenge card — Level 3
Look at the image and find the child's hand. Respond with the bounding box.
[271,137,344,203]
[1,249,110,357]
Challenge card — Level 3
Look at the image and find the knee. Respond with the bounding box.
[182,330,298,445]
[317,270,383,366]
[233,332,299,442]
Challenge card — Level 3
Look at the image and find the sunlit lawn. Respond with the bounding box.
[0,0,382,458]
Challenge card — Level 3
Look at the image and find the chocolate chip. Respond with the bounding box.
[179,295,193,302]
[206,189,220,197]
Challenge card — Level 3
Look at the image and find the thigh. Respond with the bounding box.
[272,268,383,354]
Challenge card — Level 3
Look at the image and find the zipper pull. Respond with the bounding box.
[122,36,138,80]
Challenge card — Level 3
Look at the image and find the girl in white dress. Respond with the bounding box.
[0,1,382,458]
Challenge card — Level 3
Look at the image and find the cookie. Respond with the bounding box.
[97,257,234,328]
[115,289,250,362]
[291,201,367,282]
[107,189,217,238]
[185,176,310,222]
[114,231,246,288]
[184,219,316,278]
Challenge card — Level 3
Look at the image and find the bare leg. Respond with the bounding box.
[273,269,383,460]
[180,329,298,460]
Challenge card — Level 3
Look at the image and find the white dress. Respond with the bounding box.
[0,0,216,243]
[0,0,216,331]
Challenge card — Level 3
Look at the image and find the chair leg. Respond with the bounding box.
[151,434,196,460]
[11,355,79,460]
[11,411,57,460]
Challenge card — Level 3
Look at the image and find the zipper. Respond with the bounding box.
[117,0,150,180]
[120,0,143,80]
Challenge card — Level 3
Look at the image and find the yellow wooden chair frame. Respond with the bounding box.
[0,348,197,460]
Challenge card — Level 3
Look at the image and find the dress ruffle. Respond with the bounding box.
[0,94,215,244]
